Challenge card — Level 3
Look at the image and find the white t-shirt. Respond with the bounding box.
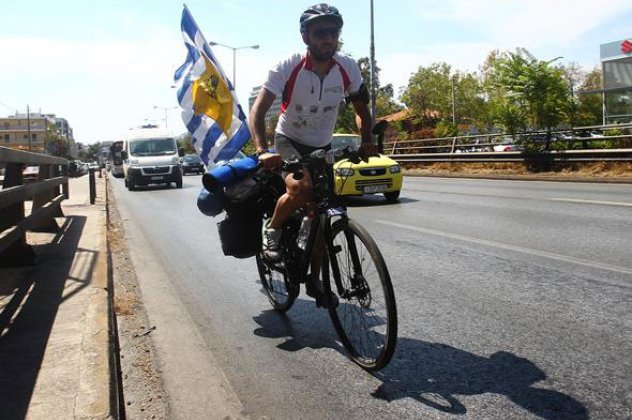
[263,52,363,147]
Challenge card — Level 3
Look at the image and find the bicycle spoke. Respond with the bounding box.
[326,219,397,370]
[256,254,296,312]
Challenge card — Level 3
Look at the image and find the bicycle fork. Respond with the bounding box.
[326,218,370,304]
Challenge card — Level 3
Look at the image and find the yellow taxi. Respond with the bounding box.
[331,134,403,202]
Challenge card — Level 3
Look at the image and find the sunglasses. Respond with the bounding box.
[312,27,340,40]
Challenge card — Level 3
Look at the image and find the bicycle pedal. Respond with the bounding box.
[306,283,339,308]
[316,292,339,309]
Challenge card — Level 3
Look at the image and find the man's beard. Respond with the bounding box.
[309,44,336,62]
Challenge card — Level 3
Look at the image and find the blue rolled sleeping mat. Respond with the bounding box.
[196,154,259,216]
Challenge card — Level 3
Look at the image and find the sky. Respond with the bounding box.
[1,0,631,144]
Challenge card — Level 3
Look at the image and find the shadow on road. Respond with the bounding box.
[253,300,587,419]
[343,195,418,207]
[0,216,95,420]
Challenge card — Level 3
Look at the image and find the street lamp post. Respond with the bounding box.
[153,106,178,129]
[370,0,377,127]
[208,42,259,91]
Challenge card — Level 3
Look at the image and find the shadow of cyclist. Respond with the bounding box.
[252,300,587,419]
[253,298,339,352]
[373,338,587,419]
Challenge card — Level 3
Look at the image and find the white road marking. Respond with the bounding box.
[376,220,632,276]
[546,198,632,207]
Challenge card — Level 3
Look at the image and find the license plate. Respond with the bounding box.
[151,176,164,180]
[364,185,388,193]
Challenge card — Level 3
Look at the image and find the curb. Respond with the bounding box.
[104,174,126,419]
[404,172,632,184]
[76,173,118,419]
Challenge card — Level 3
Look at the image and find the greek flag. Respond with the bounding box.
[174,5,250,164]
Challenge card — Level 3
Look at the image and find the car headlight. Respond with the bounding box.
[389,165,401,173]
[129,159,139,165]
[172,157,180,164]
[336,167,355,177]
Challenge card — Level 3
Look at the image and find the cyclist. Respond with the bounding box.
[249,3,376,305]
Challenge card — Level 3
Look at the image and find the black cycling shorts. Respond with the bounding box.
[274,133,332,179]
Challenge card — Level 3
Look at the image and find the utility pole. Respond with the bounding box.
[451,75,457,126]
[44,117,48,154]
[369,0,377,128]
[27,104,32,152]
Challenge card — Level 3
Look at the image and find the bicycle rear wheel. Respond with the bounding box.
[256,253,297,312]
[324,219,397,371]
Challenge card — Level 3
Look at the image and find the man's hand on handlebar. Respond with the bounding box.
[359,142,378,162]
[258,152,282,171]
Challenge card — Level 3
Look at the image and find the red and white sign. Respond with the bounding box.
[622,39,632,54]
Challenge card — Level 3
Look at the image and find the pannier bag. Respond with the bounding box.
[213,156,264,258]
[196,154,259,218]
[217,176,263,258]
[217,208,262,258]
[197,187,225,216]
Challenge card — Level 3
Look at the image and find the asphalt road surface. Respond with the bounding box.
[110,173,632,419]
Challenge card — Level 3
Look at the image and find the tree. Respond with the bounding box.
[46,125,76,159]
[575,67,602,126]
[454,72,490,132]
[400,62,453,124]
[335,57,402,133]
[487,48,572,141]
[176,133,196,155]
[481,50,527,136]
[561,62,584,127]
[78,142,101,162]
[400,63,490,132]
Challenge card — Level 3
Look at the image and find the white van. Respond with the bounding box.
[121,127,183,191]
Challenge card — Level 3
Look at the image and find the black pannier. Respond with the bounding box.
[216,177,263,259]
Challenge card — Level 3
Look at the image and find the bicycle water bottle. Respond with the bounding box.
[297,215,312,250]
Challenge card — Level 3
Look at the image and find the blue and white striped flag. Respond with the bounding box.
[173,5,250,165]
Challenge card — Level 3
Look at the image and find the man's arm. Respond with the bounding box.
[351,99,377,158]
[352,99,373,145]
[249,87,277,152]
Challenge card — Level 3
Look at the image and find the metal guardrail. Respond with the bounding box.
[392,149,632,165]
[384,124,632,165]
[0,146,68,266]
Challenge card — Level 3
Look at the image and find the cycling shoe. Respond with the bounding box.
[305,279,339,308]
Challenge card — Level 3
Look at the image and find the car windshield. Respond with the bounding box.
[130,138,177,156]
[331,134,361,151]
[183,155,202,163]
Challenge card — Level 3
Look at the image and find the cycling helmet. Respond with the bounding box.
[300,3,343,34]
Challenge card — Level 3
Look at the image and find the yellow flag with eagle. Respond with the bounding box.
[173,5,251,164]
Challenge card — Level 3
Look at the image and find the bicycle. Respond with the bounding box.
[254,147,397,371]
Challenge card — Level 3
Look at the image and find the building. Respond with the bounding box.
[0,111,75,156]
[599,38,632,124]
[248,85,282,131]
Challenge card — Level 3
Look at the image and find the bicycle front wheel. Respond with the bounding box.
[324,219,397,371]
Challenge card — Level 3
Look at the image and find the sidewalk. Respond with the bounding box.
[0,173,115,419]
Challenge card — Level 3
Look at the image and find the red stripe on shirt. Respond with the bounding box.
[281,57,306,113]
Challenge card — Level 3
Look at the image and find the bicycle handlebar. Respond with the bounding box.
[204,146,367,192]
[282,146,363,180]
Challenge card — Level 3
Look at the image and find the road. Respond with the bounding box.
[110,173,632,419]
